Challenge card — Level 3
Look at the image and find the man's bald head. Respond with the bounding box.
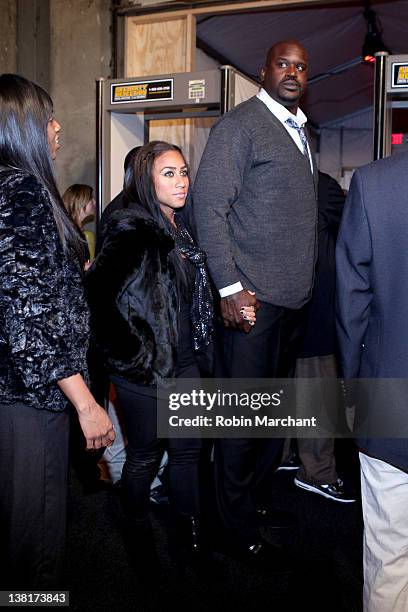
[265,39,308,67]
[261,40,308,114]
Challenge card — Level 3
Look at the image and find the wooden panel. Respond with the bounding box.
[125,17,187,77]
[148,117,212,178]
[125,14,197,160]
[185,13,196,71]
[149,119,187,152]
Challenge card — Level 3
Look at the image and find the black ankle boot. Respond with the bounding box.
[169,512,208,567]
[189,515,200,555]
[123,515,160,579]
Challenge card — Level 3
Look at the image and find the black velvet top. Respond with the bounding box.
[0,169,90,411]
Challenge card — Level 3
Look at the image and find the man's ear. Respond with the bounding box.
[260,67,265,82]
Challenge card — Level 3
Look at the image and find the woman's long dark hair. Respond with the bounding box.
[0,73,87,264]
[124,140,189,286]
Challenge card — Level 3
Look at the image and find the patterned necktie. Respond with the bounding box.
[285,116,311,168]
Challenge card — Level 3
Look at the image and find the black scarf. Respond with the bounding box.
[174,218,213,350]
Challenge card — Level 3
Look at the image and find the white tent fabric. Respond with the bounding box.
[234,71,259,105]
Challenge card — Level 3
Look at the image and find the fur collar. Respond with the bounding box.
[102,208,175,255]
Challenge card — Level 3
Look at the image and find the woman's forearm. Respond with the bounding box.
[58,373,115,449]
[58,373,96,411]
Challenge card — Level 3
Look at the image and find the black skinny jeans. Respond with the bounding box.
[112,365,202,520]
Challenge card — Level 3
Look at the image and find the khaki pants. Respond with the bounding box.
[360,452,408,612]
[282,354,339,484]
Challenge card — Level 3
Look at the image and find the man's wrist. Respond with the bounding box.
[219,281,244,298]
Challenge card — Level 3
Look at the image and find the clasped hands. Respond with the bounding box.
[220,289,260,333]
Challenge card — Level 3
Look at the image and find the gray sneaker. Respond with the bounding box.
[294,477,356,503]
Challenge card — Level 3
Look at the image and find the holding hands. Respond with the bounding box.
[240,304,257,326]
[220,289,260,333]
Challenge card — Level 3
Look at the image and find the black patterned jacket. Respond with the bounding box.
[0,169,89,411]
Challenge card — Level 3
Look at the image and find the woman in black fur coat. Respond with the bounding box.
[86,141,248,567]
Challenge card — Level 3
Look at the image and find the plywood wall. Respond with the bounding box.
[125,14,196,161]
[148,118,187,150]
[125,17,193,77]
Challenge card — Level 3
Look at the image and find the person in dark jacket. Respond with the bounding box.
[95,146,140,255]
[336,152,408,610]
[0,73,114,590]
[85,141,236,568]
[291,172,355,502]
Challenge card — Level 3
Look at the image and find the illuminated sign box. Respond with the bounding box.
[111,79,174,104]
[392,133,404,145]
[392,63,408,88]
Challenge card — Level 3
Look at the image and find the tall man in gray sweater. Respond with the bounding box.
[194,40,317,565]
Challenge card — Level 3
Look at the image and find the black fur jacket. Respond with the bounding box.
[85,209,179,386]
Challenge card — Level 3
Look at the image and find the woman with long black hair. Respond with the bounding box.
[0,74,115,589]
[86,141,253,568]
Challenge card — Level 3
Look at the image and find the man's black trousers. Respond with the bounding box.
[214,300,307,542]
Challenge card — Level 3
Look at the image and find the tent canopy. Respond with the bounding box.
[196,0,408,127]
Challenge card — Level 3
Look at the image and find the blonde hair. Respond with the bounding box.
[62,183,94,228]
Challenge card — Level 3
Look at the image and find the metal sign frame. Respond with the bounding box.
[373,52,408,160]
[95,66,258,220]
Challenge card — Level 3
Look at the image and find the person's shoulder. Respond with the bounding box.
[0,169,50,217]
[108,207,154,231]
[318,171,341,189]
[357,152,408,182]
[212,95,261,128]
[102,191,125,218]
[318,171,344,199]
[0,168,44,197]
[227,95,261,116]
[104,208,174,251]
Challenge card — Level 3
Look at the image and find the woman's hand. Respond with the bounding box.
[240,305,257,327]
[58,373,115,449]
[220,289,259,332]
[76,401,115,450]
